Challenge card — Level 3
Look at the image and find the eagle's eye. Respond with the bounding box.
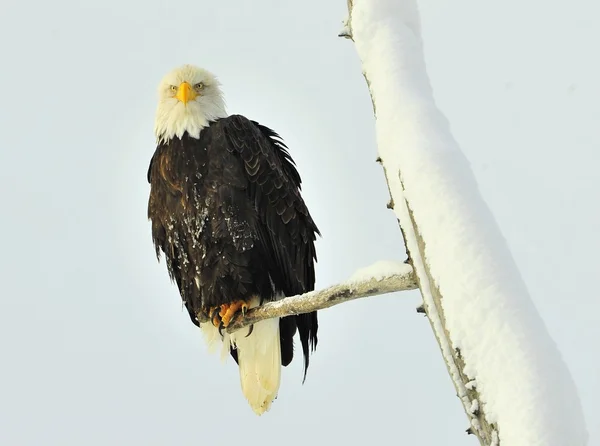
[194,82,205,91]
[169,85,177,93]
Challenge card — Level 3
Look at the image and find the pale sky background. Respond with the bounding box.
[1,0,598,445]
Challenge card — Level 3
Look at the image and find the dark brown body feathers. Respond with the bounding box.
[147,114,319,376]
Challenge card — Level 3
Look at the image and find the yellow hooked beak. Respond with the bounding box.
[175,82,198,104]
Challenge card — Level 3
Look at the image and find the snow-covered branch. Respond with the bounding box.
[341,1,588,445]
[197,261,417,333]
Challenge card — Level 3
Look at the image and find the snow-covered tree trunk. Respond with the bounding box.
[340,2,494,443]
[340,1,588,445]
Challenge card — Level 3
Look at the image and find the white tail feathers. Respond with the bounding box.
[230,317,281,415]
[199,297,282,416]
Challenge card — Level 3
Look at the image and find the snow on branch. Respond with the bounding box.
[197,261,417,333]
[342,0,588,445]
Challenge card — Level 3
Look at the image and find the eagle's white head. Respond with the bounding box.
[154,65,228,144]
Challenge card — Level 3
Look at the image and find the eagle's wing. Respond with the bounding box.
[219,115,320,375]
[220,114,320,296]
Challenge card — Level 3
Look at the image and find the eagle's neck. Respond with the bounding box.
[154,101,227,144]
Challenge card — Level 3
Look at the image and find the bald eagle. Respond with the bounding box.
[147,65,320,415]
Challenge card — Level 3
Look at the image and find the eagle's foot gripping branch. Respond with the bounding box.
[204,300,250,335]
[219,300,249,327]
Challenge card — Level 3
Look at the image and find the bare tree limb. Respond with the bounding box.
[197,264,417,333]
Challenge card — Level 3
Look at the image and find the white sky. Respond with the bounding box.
[0,0,597,445]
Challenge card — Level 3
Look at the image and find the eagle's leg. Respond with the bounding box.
[219,300,249,327]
